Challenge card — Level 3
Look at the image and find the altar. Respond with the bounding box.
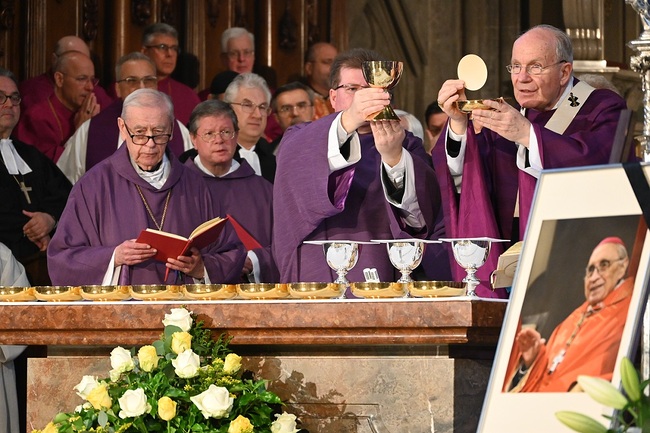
[0,297,507,433]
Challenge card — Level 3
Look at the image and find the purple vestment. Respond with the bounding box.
[47,145,246,285]
[185,158,279,282]
[432,81,627,297]
[86,99,187,170]
[157,77,200,125]
[19,72,114,113]
[273,113,444,284]
[15,93,74,162]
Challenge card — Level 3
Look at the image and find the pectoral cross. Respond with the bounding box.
[568,93,580,107]
[548,349,565,374]
[15,177,32,204]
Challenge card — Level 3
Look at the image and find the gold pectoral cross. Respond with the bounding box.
[17,179,32,204]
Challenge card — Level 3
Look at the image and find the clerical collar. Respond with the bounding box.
[195,156,240,178]
[0,138,32,175]
[131,154,170,189]
[520,78,574,116]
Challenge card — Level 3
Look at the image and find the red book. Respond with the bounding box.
[136,216,229,263]
[226,214,262,251]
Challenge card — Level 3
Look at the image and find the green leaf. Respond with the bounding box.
[555,411,608,433]
[620,357,641,402]
[98,410,108,427]
[152,339,165,356]
[577,375,628,410]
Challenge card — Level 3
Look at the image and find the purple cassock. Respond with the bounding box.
[85,99,187,171]
[431,80,627,298]
[47,145,246,285]
[157,76,201,126]
[185,157,279,282]
[272,113,447,284]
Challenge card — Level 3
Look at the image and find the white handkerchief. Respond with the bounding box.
[0,138,32,175]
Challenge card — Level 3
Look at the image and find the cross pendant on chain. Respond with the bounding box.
[18,180,32,204]
[548,349,566,374]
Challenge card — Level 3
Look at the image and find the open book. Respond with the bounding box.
[136,216,229,263]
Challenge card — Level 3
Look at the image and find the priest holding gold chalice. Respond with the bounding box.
[433,24,627,298]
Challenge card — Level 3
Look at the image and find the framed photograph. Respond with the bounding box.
[478,164,650,433]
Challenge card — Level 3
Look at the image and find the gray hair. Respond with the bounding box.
[188,100,239,135]
[271,81,315,111]
[522,24,573,64]
[142,23,178,45]
[122,88,174,125]
[115,52,156,79]
[394,109,424,141]
[0,67,19,87]
[223,73,271,104]
[220,27,254,53]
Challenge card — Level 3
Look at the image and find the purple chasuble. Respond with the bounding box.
[273,113,444,284]
[86,99,187,170]
[432,80,627,298]
[157,76,201,125]
[15,93,75,162]
[185,158,279,282]
[47,145,246,285]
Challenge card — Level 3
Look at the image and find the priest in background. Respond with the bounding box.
[15,51,99,162]
[48,89,246,285]
[57,52,193,184]
[182,100,278,283]
[0,68,72,286]
[504,237,633,392]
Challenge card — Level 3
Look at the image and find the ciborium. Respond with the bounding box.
[361,61,403,121]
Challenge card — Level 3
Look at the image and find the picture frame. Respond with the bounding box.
[478,164,650,433]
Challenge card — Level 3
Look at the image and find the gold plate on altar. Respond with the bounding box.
[33,286,82,302]
[0,286,35,302]
[455,97,504,113]
[288,282,344,299]
[350,282,408,299]
[129,285,182,301]
[80,285,131,301]
[182,284,237,300]
[236,283,289,300]
[409,281,465,298]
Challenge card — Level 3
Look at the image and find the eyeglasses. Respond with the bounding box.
[225,49,254,60]
[506,61,567,75]
[334,83,369,94]
[230,101,271,115]
[197,129,236,143]
[277,102,313,115]
[0,92,21,106]
[585,258,625,278]
[63,74,99,87]
[145,44,180,54]
[123,123,172,145]
[117,76,158,87]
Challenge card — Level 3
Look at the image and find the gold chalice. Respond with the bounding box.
[361,61,403,121]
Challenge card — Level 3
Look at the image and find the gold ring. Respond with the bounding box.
[86,110,91,114]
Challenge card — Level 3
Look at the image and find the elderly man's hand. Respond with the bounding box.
[33,235,51,252]
[115,239,157,266]
[370,120,405,167]
[167,247,205,279]
[516,327,545,368]
[471,99,532,146]
[436,79,468,135]
[340,87,391,133]
[22,210,56,242]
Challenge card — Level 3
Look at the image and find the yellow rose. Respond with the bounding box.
[171,331,192,354]
[137,345,159,372]
[228,415,254,433]
[86,383,112,410]
[40,422,59,433]
[158,396,177,421]
[223,353,242,374]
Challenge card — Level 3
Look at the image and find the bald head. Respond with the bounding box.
[53,36,90,68]
[53,51,96,111]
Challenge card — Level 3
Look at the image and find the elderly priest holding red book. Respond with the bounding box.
[47,89,246,285]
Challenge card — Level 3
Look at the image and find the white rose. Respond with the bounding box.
[118,388,151,419]
[74,402,92,413]
[162,308,193,331]
[271,412,299,433]
[110,346,135,374]
[73,375,99,400]
[190,384,234,419]
[171,349,200,378]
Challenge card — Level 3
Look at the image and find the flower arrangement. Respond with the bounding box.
[556,357,650,433]
[33,307,301,433]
